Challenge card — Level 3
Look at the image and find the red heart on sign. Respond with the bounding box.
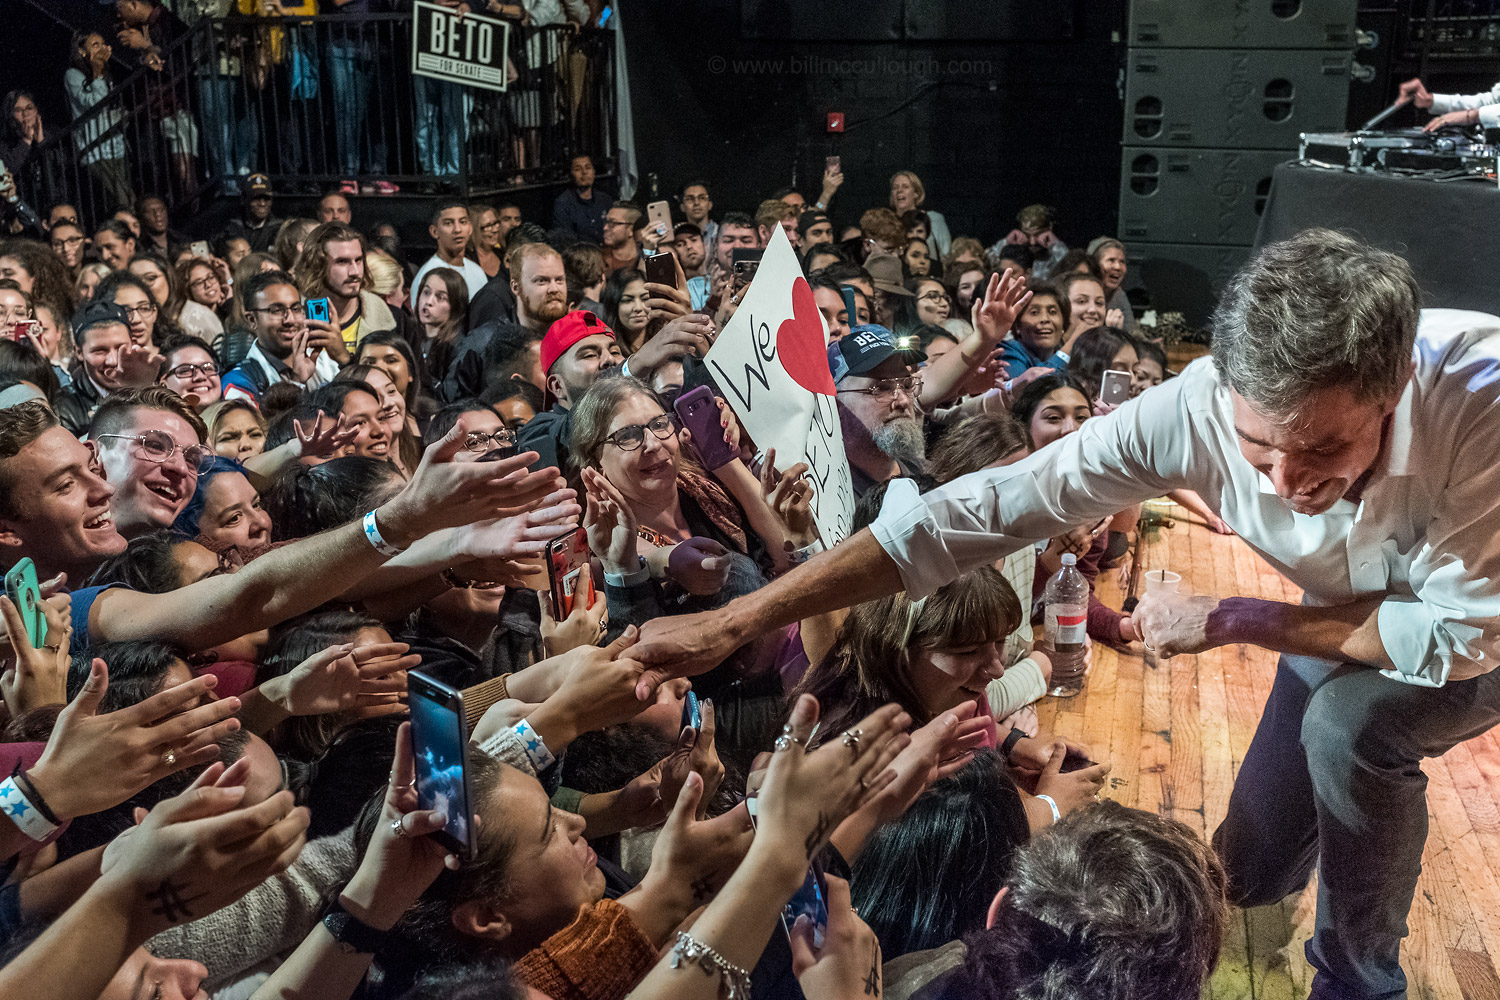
[776,277,836,396]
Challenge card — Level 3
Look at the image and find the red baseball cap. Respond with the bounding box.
[540,310,616,374]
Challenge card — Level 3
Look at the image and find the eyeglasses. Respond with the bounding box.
[119,302,158,319]
[188,276,219,291]
[165,362,218,381]
[917,291,948,304]
[603,219,633,229]
[95,430,214,474]
[836,375,923,403]
[250,302,306,320]
[603,413,677,452]
[50,235,85,250]
[462,428,516,452]
[479,221,502,231]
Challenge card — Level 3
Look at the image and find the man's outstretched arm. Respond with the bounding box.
[630,529,903,698]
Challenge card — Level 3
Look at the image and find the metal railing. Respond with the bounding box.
[17,13,616,226]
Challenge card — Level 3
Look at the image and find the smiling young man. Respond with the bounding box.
[515,310,622,476]
[91,386,208,538]
[0,397,562,650]
[54,302,134,435]
[221,270,341,402]
[291,223,396,360]
[631,229,1500,1000]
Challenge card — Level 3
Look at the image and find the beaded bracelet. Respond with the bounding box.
[670,931,751,999]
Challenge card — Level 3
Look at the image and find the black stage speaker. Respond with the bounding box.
[1128,0,1356,49]
[1123,242,1256,330]
[1124,48,1351,148]
[1119,147,1285,244]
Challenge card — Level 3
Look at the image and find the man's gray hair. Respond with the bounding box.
[1211,228,1420,416]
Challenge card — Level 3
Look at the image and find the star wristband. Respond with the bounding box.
[0,776,59,842]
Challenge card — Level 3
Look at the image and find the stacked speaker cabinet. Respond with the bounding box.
[1119,0,1356,327]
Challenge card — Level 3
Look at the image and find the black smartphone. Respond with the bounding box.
[643,249,676,288]
[407,671,475,861]
[1059,751,1097,773]
[680,690,701,732]
[731,247,764,290]
[305,297,331,324]
[673,385,738,470]
[477,443,519,462]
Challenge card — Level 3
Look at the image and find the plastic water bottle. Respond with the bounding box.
[1042,553,1089,697]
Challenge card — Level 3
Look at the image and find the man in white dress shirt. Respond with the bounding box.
[1398,76,1500,131]
[630,229,1500,999]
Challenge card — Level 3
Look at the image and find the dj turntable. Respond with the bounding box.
[1299,127,1497,178]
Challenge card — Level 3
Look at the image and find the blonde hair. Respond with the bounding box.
[890,170,927,209]
[364,249,404,298]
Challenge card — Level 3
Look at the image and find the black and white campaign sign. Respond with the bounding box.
[703,225,855,545]
[411,1,511,92]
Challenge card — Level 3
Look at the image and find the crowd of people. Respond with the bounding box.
[0,118,1355,1000]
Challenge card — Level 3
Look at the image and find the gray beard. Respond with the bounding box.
[871,417,926,466]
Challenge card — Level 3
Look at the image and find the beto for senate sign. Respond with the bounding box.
[411,1,511,92]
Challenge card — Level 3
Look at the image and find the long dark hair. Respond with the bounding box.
[356,328,430,418]
[600,268,648,352]
[415,266,470,381]
[261,610,384,760]
[263,454,404,541]
[1,91,37,144]
[1011,371,1090,449]
[791,565,1023,740]
[851,752,1029,959]
[1066,326,1134,402]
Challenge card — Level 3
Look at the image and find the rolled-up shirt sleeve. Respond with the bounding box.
[1378,435,1500,685]
[1430,82,1500,129]
[871,374,1198,598]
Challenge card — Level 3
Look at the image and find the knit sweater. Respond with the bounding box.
[514,898,657,1000]
[148,828,358,990]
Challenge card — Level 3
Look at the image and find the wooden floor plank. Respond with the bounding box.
[1033,508,1500,1000]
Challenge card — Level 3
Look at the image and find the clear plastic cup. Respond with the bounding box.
[1144,569,1181,593]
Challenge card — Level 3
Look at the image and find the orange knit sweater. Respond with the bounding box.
[514,898,659,1000]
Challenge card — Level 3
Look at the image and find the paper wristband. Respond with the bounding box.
[362,510,404,557]
[513,719,557,772]
[0,776,59,841]
[1035,793,1062,825]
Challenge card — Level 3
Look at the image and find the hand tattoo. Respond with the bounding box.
[689,873,715,903]
[145,879,207,924]
[803,811,833,859]
[864,942,881,996]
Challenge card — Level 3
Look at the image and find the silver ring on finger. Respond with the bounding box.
[774,734,804,752]
[160,749,178,769]
[840,728,863,753]
[390,817,408,838]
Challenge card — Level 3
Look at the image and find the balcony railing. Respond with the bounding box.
[16,13,617,225]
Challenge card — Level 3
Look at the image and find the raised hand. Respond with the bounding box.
[759,450,817,548]
[377,417,563,545]
[288,327,317,384]
[0,594,70,715]
[340,722,465,929]
[117,343,163,387]
[541,563,607,656]
[617,698,724,829]
[582,466,639,573]
[96,767,308,936]
[302,318,350,366]
[292,409,359,460]
[457,486,581,567]
[26,661,242,821]
[756,697,910,863]
[973,267,1033,346]
[790,875,883,1000]
[268,641,416,719]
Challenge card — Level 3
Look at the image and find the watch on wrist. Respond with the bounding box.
[1000,727,1028,760]
[323,899,391,954]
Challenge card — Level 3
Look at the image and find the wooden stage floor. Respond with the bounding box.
[1035,500,1500,1000]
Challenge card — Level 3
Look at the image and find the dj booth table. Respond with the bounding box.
[1255,162,1500,318]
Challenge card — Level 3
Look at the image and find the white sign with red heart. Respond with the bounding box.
[703,225,855,545]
